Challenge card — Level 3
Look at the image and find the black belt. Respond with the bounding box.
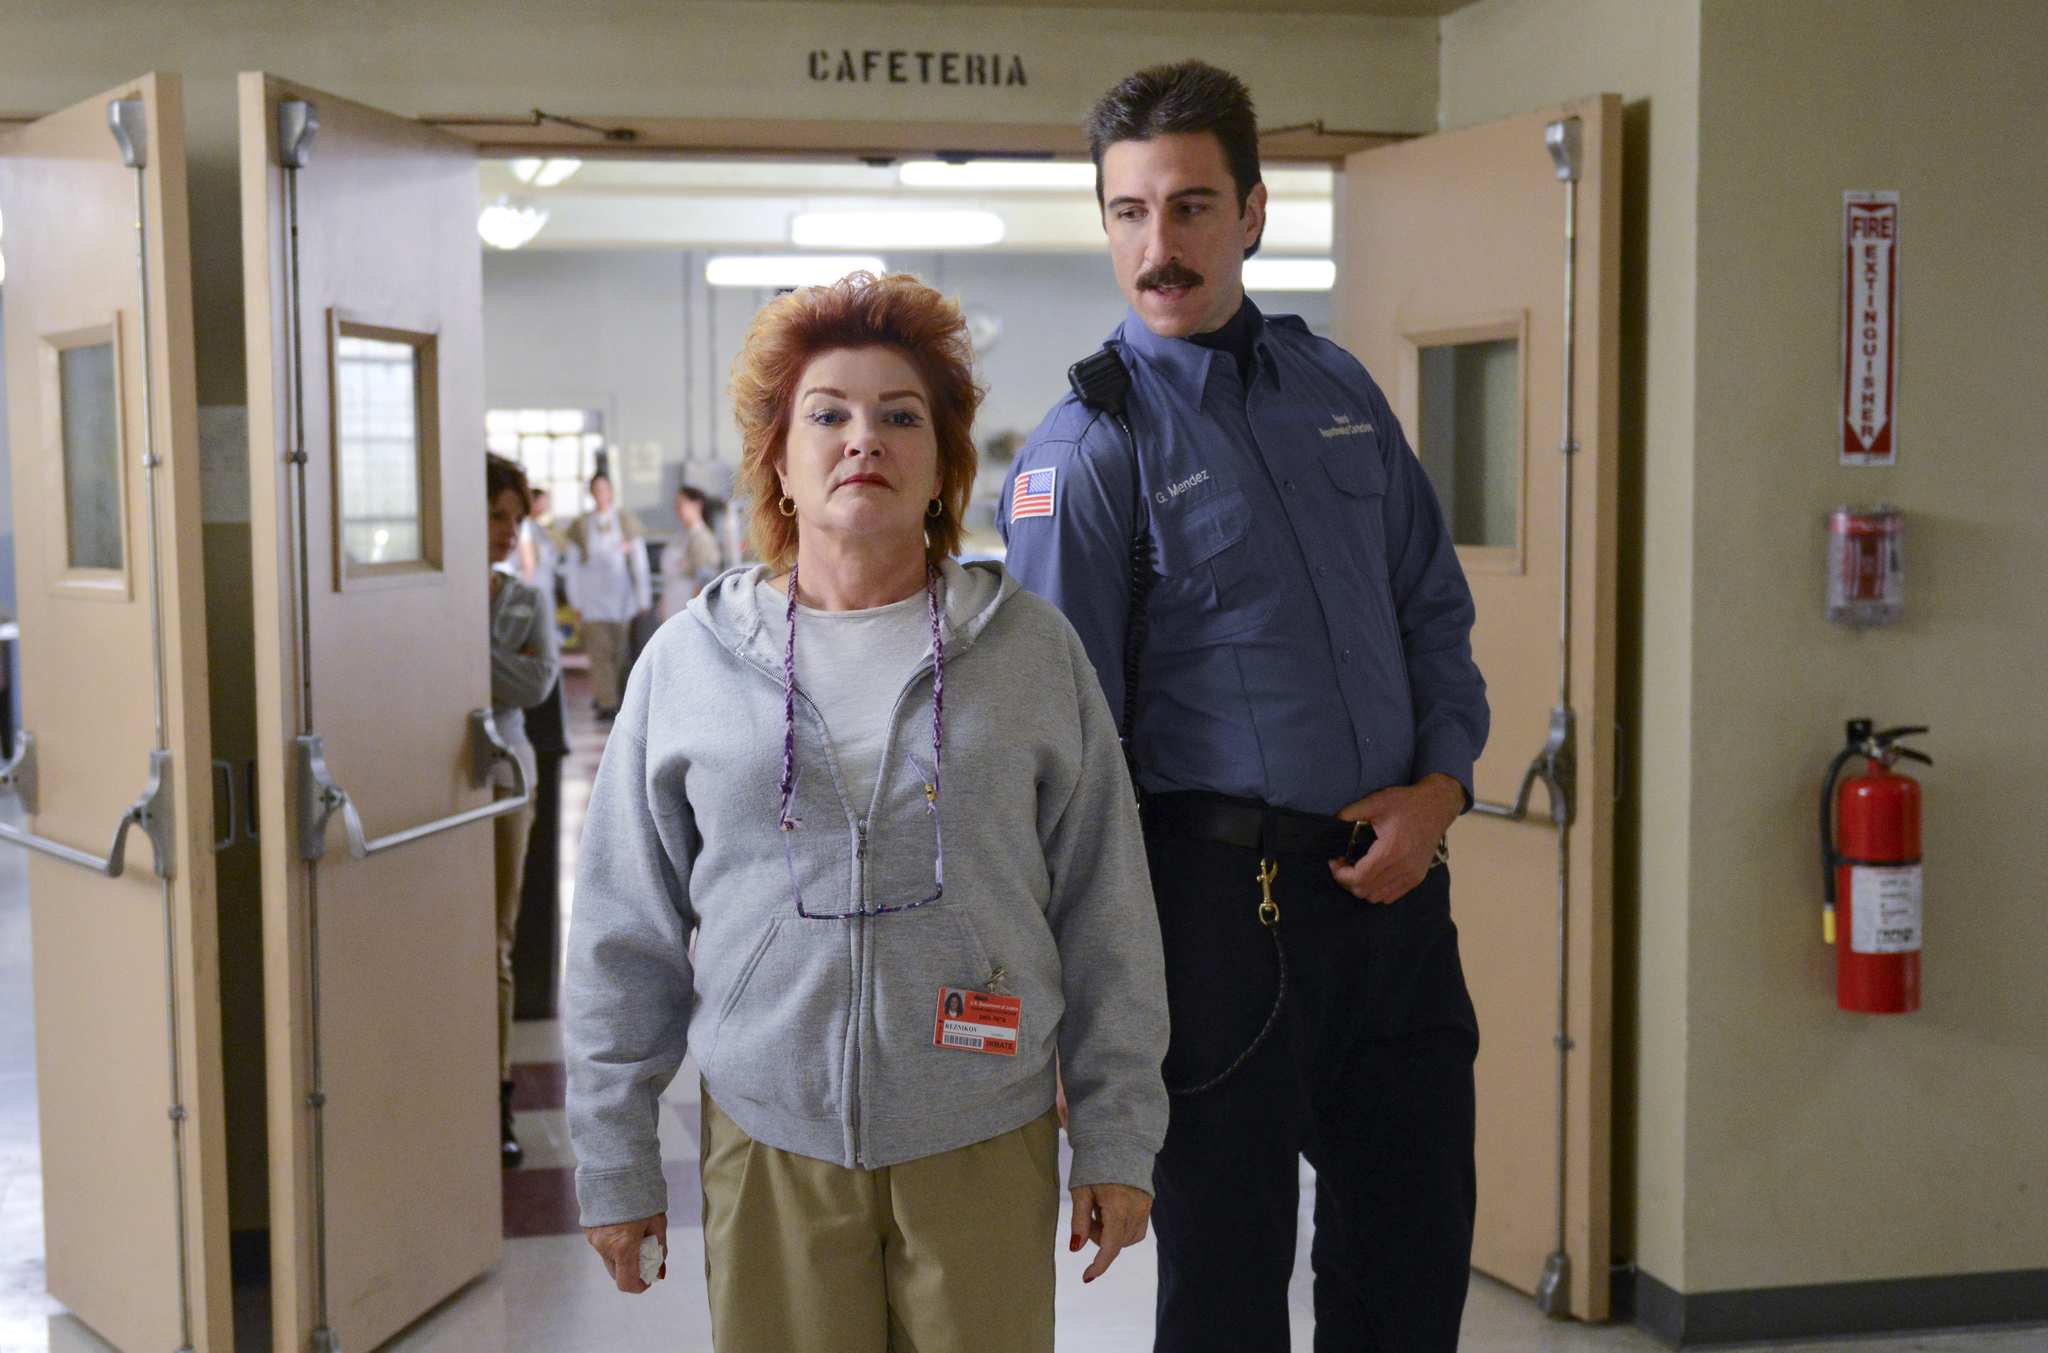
[1142,790,1374,864]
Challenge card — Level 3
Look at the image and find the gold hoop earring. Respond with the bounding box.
[778,496,797,518]
[926,498,944,519]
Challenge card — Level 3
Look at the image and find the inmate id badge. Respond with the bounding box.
[933,987,1020,1056]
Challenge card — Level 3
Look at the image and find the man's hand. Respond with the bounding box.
[1328,772,1464,903]
[1068,1183,1151,1283]
[585,1212,668,1293]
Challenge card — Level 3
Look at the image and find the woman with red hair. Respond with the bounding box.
[564,273,1168,1351]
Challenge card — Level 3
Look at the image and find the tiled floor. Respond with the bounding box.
[0,678,2041,1351]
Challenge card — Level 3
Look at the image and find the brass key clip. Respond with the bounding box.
[1256,858,1280,928]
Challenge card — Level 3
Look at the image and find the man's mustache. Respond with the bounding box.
[1136,261,1205,292]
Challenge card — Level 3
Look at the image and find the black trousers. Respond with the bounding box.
[1147,831,1480,1353]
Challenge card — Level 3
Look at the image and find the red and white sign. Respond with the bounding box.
[1842,192,1900,466]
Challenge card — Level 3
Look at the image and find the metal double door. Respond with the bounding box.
[2,72,503,1353]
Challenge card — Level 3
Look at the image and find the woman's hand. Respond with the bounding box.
[1068,1183,1151,1283]
[585,1212,668,1293]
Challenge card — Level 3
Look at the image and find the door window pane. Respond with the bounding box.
[336,335,424,567]
[59,341,123,571]
[1417,338,1519,549]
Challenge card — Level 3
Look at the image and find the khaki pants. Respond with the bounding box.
[493,789,535,1082]
[700,1093,1059,1353]
[581,619,630,712]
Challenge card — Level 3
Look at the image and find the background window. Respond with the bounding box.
[486,408,605,518]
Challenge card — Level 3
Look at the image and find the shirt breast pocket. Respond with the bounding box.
[1320,446,1391,581]
[1150,488,1275,641]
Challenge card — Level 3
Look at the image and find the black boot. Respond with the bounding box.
[501,1080,523,1169]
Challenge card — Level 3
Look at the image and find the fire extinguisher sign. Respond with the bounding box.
[1842,192,1900,466]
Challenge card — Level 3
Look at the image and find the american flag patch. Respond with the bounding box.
[1010,467,1056,521]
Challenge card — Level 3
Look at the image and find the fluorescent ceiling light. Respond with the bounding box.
[705,255,888,288]
[1243,258,1336,292]
[897,161,1096,190]
[509,157,582,187]
[478,201,549,249]
[791,210,1004,249]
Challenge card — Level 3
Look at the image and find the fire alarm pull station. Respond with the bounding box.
[1819,720,1929,1014]
[1826,506,1904,627]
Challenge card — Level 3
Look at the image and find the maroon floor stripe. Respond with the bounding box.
[502,1161,705,1238]
[502,1165,581,1238]
[510,1060,566,1111]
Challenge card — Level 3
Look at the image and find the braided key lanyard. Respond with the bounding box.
[777,559,946,918]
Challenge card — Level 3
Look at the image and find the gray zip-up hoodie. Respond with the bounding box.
[566,558,1168,1227]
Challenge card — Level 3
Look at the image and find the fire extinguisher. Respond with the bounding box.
[1819,719,1930,1013]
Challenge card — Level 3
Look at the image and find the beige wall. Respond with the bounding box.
[1439,0,1701,1287]
[1447,0,2048,1300]
[1686,0,2048,1292]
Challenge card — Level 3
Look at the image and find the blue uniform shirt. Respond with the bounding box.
[999,300,1488,818]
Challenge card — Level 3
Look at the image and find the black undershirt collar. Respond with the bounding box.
[1186,296,1263,388]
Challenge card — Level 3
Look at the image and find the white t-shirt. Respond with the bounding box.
[760,581,936,810]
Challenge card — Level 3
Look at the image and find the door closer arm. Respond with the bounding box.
[0,734,176,878]
[296,710,530,862]
[1469,705,1578,828]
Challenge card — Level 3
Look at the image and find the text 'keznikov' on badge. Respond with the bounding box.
[934,987,1021,1055]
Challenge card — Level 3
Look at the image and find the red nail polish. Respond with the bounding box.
[1070,1234,1083,1251]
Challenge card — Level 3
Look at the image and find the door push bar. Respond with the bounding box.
[295,710,529,862]
[1470,705,1578,828]
[0,733,177,878]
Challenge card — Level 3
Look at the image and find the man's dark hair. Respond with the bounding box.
[676,485,708,507]
[1085,60,1262,224]
[486,452,531,515]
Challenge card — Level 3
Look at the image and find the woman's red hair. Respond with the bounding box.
[731,272,984,569]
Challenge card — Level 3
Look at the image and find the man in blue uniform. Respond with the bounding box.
[1000,62,1489,1351]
